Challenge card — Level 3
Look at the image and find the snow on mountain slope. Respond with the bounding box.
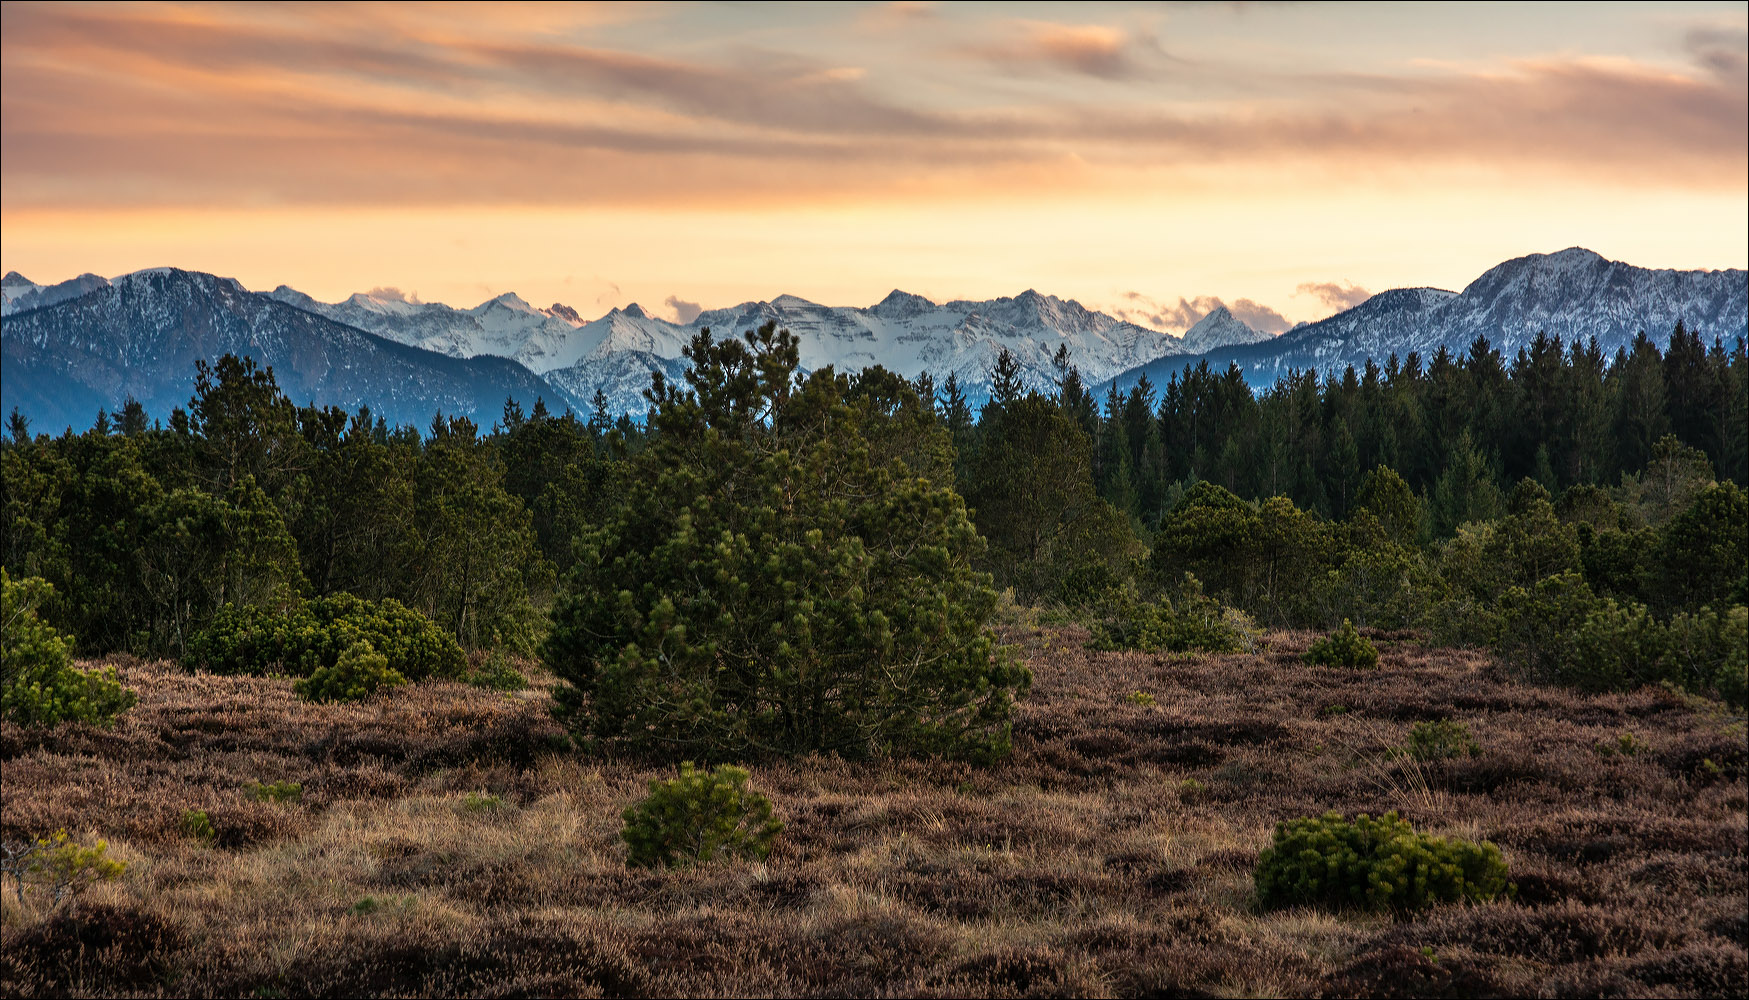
[267,286,591,374]
[1177,305,1274,354]
[273,283,1185,414]
[2,272,114,316]
[1104,249,1746,395]
[3,268,575,432]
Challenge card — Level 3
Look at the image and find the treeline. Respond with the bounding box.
[3,357,553,659]
[1063,325,1746,532]
[2,325,1744,707]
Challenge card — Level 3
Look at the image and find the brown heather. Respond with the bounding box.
[2,628,1745,998]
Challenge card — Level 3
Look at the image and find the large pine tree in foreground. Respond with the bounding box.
[543,322,1029,762]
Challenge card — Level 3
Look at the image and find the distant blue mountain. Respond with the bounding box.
[1104,248,1748,395]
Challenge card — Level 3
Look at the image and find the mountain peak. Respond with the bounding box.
[1180,304,1270,353]
[487,291,532,310]
[621,302,647,319]
[2,271,34,287]
[771,293,816,308]
[547,302,583,324]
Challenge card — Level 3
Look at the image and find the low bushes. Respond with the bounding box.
[1405,719,1481,761]
[2,571,136,728]
[1253,811,1511,913]
[1089,575,1261,654]
[1303,619,1379,669]
[621,762,782,868]
[293,641,407,703]
[1493,572,1746,707]
[184,593,464,683]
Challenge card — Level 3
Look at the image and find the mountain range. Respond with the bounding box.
[1104,248,1747,395]
[2,248,1743,434]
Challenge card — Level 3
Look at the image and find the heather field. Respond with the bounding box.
[3,627,1745,999]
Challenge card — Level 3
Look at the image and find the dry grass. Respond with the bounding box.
[2,629,1745,998]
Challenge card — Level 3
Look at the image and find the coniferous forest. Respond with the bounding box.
[6,323,1744,703]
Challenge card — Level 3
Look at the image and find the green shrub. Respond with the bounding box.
[1494,572,1745,707]
[247,781,303,804]
[620,762,782,869]
[1125,690,1157,707]
[1664,604,1747,709]
[1253,811,1511,913]
[1089,575,1261,654]
[4,830,128,908]
[466,648,528,691]
[185,594,464,682]
[2,570,137,728]
[1595,731,1646,758]
[544,326,1029,763]
[293,641,406,703]
[1302,619,1379,669]
[460,792,503,813]
[179,809,216,843]
[1405,719,1480,761]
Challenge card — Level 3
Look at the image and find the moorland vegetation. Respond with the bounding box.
[1,320,1744,996]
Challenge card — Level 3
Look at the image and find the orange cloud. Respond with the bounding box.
[1,2,1743,218]
[960,20,1151,79]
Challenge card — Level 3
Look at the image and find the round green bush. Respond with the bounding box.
[1254,810,1511,913]
[293,641,407,703]
[620,762,782,868]
[1303,619,1379,668]
[1088,575,1261,654]
[185,594,464,682]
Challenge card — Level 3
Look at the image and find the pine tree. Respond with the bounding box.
[543,323,1029,762]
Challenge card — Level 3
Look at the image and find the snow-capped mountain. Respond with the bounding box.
[2,268,574,433]
[2,271,113,316]
[1105,248,1747,394]
[8,247,1740,431]
[265,286,592,373]
[1177,305,1273,354]
[267,283,1193,413]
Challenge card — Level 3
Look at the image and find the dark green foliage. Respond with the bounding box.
[2,570,137,727]
[1491,572,1745,707]
[293,640,407,702]
[1650,481,1747,614]
[1,353,551,660]
[1303,619,1379,669]
[1354,465,1423,546]
[1253,811,1511,913]
[544,324,1029,763]
[620,762,782,868]
[1151,483,1331,625]
[962,393,1139,603]
[1405,719,1481,761]
[1087,575,1260,654]
[466,648,529,691]
[184,593,464,682]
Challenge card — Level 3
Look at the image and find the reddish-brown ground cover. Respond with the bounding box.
[3,628,1744,997]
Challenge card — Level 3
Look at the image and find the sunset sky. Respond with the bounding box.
[3,1,1745,331]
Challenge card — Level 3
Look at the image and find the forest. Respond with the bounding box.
[4,322,1744,710]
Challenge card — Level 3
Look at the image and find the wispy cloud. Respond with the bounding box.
[4,3,1742,213]
[1295,281,1371,314]
[964,21,1148,80]
[663,294,702,323]
[1116,292,1290,334]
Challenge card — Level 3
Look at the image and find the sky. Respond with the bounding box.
[2,1,1745,332]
